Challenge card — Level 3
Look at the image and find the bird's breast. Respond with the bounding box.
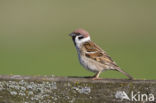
[79,54,102,73]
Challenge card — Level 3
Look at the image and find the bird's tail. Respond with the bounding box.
[116,67,133,80]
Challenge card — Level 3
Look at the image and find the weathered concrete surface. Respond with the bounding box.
[0,75,156,103]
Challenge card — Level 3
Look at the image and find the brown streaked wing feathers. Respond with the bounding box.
[83,41,118,67]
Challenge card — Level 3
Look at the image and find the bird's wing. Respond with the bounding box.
[82,41,133,79]
[83,41,118,67]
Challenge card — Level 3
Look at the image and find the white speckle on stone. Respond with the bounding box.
[67,82,71,87]
[19,80,26,85]
[21,87,26,91]
[73,86,91,94]
[50,82,57,89]
[14,85,20,90]
[19,92,26,96]
[8,81,16,85]
[43,94,49,98]
[0,82,4,91]
[27,85,33,89]
[10,91,17,96]
[33,95,42,101]
[28,91,34,95]
[52,96,58,101]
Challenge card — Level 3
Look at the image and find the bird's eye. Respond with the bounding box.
[78,36,84,40]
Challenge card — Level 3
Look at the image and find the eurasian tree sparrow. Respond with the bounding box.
[69,28,133,80]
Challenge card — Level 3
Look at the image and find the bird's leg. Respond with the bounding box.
[91,71,101,80]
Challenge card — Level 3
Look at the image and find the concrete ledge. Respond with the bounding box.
[0,75,155,103]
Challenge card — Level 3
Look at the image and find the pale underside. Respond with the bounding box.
[76,41,119,73]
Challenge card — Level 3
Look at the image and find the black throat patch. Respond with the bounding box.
[72,36,76,46]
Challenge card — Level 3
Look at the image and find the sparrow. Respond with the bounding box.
[69,28,133,80]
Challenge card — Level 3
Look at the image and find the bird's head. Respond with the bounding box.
[69,28,91,47]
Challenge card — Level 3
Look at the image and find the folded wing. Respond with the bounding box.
[83,41,118,68]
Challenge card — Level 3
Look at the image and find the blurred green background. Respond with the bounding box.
[0,0,156,79]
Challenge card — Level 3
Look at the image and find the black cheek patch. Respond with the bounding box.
[78,36,84,40]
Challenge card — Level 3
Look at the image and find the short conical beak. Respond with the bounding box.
[69,33,75,37]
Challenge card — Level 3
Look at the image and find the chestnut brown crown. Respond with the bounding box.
[69,28,90,38]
